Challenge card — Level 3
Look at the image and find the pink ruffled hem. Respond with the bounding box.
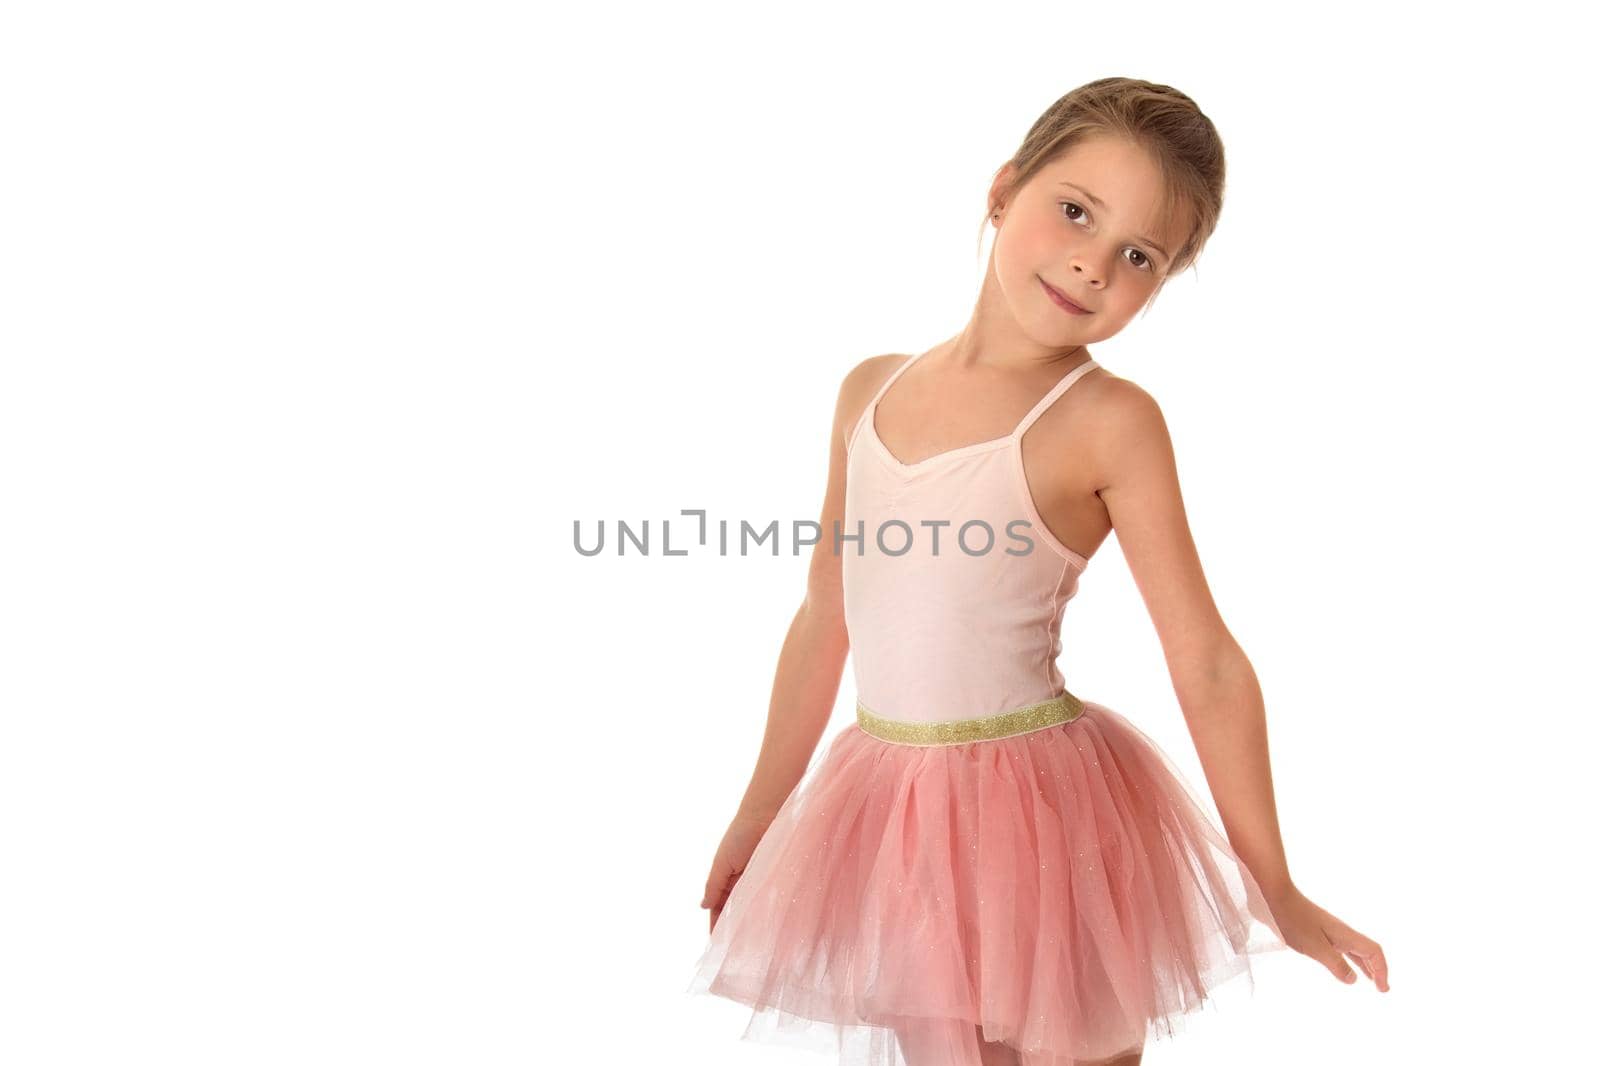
[687,700,1288,1065]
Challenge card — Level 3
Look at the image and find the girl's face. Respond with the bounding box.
[989,134,1192,347]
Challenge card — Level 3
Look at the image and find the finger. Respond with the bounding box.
[702,868,732,910]
[1322,933,1358,983]
[1331,926,1390,992]
[701,867,726,909]
[1348,944,1389,992]
[1330,931,1374,982]
[1329,954,1358,983]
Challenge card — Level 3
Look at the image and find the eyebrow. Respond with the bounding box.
[1057,181,1172,261]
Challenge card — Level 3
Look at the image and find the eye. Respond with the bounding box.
[1059,200,1088,223]
[1059,201,1158,273]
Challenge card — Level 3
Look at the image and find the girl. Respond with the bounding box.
[687,77,1388,1066]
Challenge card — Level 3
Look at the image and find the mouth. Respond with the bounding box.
[1039,277,1091,315]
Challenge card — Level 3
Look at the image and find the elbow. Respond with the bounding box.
[801,584,848,635]
[1205,634,1250,687]
[1173,631,1250,708]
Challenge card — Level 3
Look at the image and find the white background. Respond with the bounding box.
[2,2,1594,1063]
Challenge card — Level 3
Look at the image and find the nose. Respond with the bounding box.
[1069,259,1107,288]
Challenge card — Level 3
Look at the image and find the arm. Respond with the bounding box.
[701,357,890,929]
[1094,381,1389,991]
[1094,383,1291,897]
[730,356,890,823]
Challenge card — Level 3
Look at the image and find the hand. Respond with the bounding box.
[1266,883,1390,992]
[699,811,774,936]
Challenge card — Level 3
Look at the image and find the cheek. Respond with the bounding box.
[997,230,1065,287]
[1112,283,1158,317]
[1007,225,1070,262]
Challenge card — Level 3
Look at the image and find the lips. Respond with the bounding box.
[1040,277,1091,314]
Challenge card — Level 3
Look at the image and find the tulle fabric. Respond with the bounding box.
[686,701,1288,1066]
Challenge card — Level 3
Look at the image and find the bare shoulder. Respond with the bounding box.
[843,352,909,395]
[1080,368,1177,487]
[835,353,910,444]
[1083,367,1169,443]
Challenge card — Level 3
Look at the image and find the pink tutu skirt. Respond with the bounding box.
[686,698,1288,1065]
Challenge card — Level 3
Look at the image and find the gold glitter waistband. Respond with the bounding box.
[855,690,1085,746]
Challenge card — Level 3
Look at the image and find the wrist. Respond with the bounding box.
[735,804,779,827]
[1257,872,1298,906]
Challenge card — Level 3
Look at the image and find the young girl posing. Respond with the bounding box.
[689,77,1388,1066]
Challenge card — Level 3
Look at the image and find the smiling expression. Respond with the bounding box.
[989,134,1195,346]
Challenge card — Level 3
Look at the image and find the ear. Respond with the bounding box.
[987,162,1019,215]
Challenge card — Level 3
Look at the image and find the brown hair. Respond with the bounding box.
[979,77,1226,295]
